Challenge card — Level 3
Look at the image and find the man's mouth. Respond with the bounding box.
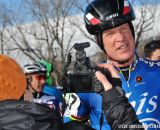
[38,86,43,90]
[117,44,128,50]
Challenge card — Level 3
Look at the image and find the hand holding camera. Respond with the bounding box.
[61,42,121,93]
[95,64,121,91]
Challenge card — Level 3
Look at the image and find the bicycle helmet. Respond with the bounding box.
[23,61,47,75]
[84,0,135,51]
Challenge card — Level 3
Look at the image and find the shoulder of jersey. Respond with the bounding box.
[138,58,160,71]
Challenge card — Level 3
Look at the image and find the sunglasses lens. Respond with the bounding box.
[35,75,46,80]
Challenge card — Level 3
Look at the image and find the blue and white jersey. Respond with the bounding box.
[64,58,160,130]
[35,85,64,115]
[121,58,160,129]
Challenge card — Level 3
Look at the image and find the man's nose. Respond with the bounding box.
[116,32,125,41]
[41,79,46,84]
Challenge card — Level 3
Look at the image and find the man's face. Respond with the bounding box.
[102,23,135,63]
[30,74,46,93]
[150,49,160,61]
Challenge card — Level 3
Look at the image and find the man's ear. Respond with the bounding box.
[95,32,106,53]
[26,76,32,85]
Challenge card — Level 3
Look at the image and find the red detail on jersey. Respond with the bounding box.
[136,76,142,83]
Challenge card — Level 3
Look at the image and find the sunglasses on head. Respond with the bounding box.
[146,40,160,49]
[148,43,158,49]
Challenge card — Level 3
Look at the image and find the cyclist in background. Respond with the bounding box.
[144,38,160,61]
[23,61,47,102]
[23,61,63,113]
[38,60,65,115]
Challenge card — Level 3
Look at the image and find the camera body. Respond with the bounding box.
[62,42,111,93]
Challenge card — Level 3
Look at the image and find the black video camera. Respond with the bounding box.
[61,42,112,93]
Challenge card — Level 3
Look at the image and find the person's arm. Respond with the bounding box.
[96,64,144,130]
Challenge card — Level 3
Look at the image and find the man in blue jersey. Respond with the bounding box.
[84,0,160,129]
[64,0,160,130]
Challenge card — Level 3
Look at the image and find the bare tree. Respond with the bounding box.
[4,0,77,77]
[0,3,11,55]
[132,0,159,49]
[0,0,159,76]
[72,0,95,43]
